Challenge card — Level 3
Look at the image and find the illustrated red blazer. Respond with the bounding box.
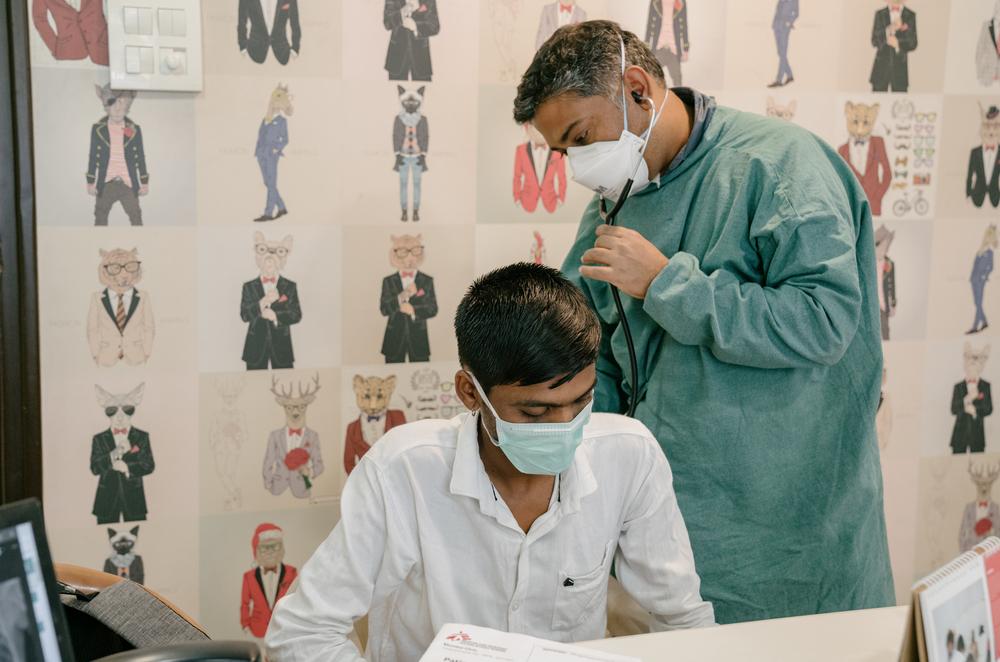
[513,143,566,213]
[240,564,297,638]
[837,136,891,216]
[32,0,109,65]
[343,409,406,475]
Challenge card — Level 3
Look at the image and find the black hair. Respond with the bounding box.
[455,263,600,394]
[513,20,665,124]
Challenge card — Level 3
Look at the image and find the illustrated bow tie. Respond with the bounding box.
[400,271,415,278]
[559,2,573,11]
[890,4,901,11]
[987,145,997,151]
[854,139,867,146]
[113,428,128,435]
[288,428,303,436]
[367,415,382,422]
[981,501,989,507]
[262,567,278,574]
[262,276,277,284]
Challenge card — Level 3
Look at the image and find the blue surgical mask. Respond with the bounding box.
[468,373,592,476]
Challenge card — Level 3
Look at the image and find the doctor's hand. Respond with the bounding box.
[580,225,668,299]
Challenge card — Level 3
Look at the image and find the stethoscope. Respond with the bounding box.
[595,86,666,419]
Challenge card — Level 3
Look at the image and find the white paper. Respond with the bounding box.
[419,623,640,662]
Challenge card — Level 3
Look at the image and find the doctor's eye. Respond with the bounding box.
[574,131,589,146]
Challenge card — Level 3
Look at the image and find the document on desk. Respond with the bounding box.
[419,623,640,662]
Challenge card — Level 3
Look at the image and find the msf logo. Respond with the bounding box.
[445,631,471,642]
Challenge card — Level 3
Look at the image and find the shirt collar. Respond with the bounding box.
[650,87,717,187]
[448,413,598,517]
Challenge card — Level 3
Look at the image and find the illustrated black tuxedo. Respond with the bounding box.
[967,146,1000,208]
[240,276,302,370]
[870,7,917,92]
[90,428,155,525]
[383,0,439,81]
[951,379,994,454]
[380,272,437,363]
[238,0,301,65]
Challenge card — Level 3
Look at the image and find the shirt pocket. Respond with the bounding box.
[551,539,615,631]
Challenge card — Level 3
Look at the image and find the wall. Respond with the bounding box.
[28,0,997,636]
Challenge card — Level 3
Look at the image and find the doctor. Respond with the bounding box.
[514,21,893,624]
[265,263,714,661]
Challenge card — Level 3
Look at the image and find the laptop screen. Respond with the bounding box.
[0,499,74,662]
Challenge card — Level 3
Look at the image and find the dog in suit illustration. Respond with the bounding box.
[238,0,301,65]
[839,102,892,216]
[393,86,429,222]
[240,523,297,638]
[870,2,917,93]
[769,0,798,88]
[970,225,998,335]
[968,104,1000,209]
[535,1,587,51]
[874,225,896,341]
[90,383,155,525]
[262,375,323,498]
[344,375,406,475]
[513,122,566,214]
[87,85,149,226]
[241,232,301,370]
[765,97,797,121]
[951,343,994,455]
[31,0,108,64]
[103,526,144,584]
[87,248,154,367]
[961,459,1000,552]
[976,3,1000,86]
[255,84,292,222]
[384,0,439,81]
[380,234,438,363]
[644,0,689,87]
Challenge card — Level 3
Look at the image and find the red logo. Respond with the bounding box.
[445,631,471,642]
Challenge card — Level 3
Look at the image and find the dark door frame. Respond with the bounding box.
[0,0,42,504]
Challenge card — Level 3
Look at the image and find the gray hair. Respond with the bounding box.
[513,20,665,124]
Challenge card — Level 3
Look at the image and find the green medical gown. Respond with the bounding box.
[562,106,894,624]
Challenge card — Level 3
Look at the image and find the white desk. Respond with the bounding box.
[580,606,909,661]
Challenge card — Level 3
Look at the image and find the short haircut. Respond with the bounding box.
[513,20,665,124]
[455,263,600,394]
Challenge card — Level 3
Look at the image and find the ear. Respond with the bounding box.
[788,100,797,113]
[254,231,265,244]
[353,375,364,390]
[871,103,880,118]
[390,235,399,243]
[417,86,425,97]
[107,528,116,539]
[95,84,104,100]
[282,235,294,251]
[99,248,108,258]
[128,382,145,406]
[95,384,113,406]
[130,526,139,536]
[844,102,854,117]
[384,375,397,392]
[397,85,405,96]
[415,234,423,242]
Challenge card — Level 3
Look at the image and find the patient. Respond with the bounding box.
[266,263,714,661]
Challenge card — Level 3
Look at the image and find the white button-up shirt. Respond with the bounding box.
[266,413,714,662]
[849,137,871,176]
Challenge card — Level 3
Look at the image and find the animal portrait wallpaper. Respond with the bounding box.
[26,0,1000,632]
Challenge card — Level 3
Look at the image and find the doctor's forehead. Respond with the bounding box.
[531,94,614,149]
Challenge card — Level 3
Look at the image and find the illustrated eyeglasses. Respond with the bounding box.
[105,406,136,417]
[255,244,289,257]
[915,112,937,123]
[914,158,934,168]
[914,148,935,157]
[915,125,934,135]
[439,381,453,392]
[393,246,425,258]
[915,136,936,147]
[103,261,141,275]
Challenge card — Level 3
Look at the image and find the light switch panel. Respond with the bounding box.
[108,0,202,92]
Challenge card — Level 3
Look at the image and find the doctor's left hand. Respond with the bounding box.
[580,225,668,299]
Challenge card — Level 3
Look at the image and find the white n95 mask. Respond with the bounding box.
[566,36,667,202]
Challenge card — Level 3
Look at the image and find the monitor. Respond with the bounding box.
[0,498,75,662]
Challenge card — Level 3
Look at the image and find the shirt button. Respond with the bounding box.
[511,602,521,611]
